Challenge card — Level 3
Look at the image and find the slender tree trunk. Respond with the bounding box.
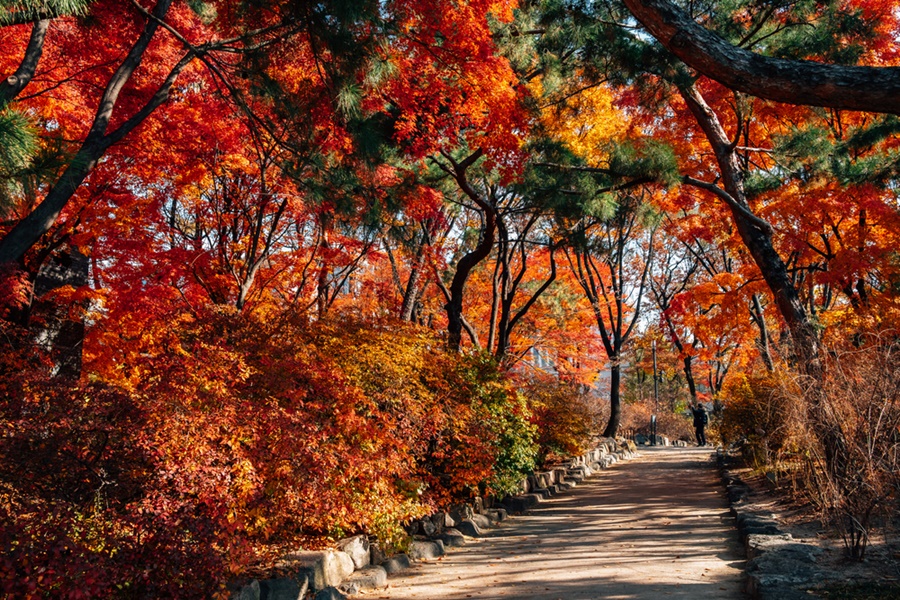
[750,293,775,371]
[440,150,495,353]
[603,361,622,438]
[400,244,426,321]
[0,0,190,267]
[0,19,49,108]
[683,354,698,403]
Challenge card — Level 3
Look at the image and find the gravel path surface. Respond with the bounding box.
[369,446,745,600]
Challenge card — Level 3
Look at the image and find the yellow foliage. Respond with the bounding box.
[534,79,624,164]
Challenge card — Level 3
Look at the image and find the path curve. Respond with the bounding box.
[371,447,745,600]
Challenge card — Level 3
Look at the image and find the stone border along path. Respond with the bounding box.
[719,453,827,600]
[360,446,745,600]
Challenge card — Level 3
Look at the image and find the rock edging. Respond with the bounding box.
[718,450,825,600]
[232,438,638,599]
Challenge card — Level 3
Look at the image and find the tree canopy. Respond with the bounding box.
[2,0,900,594]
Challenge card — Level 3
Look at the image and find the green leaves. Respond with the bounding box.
[0,109,35,216]
[0,0,91,25]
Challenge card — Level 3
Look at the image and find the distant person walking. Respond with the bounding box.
[691,403,708,446]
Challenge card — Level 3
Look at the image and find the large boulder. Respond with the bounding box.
[500,493,542,514]
[278,550,354,591]
[338,566,388,595]
[455,519,484,538]
[449,503,475,523]
[484,508,507,523]
[260,577,309,600]
[380,553,411,575]
[436,528,467,547]
[408,539,445,560]
[337,535,370,570]
[313,587,347,600]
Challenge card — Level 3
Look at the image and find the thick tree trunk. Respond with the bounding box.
[679,84,821,371]
[622,0,900,114]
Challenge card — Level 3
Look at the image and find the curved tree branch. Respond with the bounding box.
[0,19,49,107]
[622,0,900,114]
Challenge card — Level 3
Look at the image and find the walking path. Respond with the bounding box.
[370,447,745,600]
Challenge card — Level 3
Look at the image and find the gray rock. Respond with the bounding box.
[737,513,781,536]
[278,551,354,591]
[408,539,445,560]
[338,566,388,594]
[456,519,484,537]
[745,533,793,559]
[420,518,437,536]
[747,535,823,564]
[430,512,447,534]
[449,503,474,523]
[570,464,592,477]
[337,535,370,570]
[470,514,493,529]
[313,587,347,600]
[746,555,824,600]
[500,493,541,513]
[436,528,467,547]
[232,580,260,600]
[551,467,568,484]
[380,553,410,574]
[485,508,507,523]
[259,576,308,600]
[473,497,485,514]
[532,487,553,499]
[369,543,387,567]
[532,472,552,489]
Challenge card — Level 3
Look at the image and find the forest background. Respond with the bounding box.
[2,0,900,596]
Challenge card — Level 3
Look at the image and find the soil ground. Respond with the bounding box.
[732,463,900,599]
[364,446,745,600]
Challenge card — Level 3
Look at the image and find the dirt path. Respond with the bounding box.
[367,447,745,600]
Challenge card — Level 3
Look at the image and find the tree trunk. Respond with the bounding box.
[0,0,187,267]
[750,294,775,371]
[441,150,495,353]
[683,354,697,403]
[679,83,820,371]
[603,361,622,437]
[400,244,426,321]
[0,19,49,108]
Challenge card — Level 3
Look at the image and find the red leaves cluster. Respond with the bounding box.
[0,309,533,597]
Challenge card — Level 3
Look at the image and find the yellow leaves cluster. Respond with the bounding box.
[533,78,625,165]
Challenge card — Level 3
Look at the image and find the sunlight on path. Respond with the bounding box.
[366,447,744,600]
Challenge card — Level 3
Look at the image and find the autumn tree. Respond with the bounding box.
[563,191,656,437]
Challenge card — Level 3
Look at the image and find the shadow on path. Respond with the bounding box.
[373,447,745,600]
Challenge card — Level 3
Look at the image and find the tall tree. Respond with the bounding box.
[564,192,655,437]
